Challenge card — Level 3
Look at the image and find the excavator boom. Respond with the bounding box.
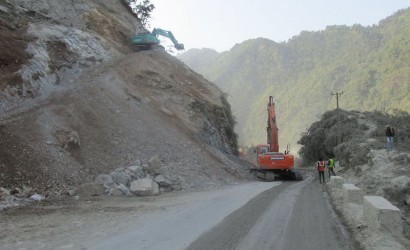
[152,28,185,50]
[267,96,279,152]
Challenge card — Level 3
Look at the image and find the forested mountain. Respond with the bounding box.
[178,48,220,73]
[179,8,410,151]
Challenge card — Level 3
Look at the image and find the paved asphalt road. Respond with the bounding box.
[187,175,351,250]
[90,173,351,250]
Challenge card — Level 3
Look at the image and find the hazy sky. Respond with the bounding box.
[149,0,409,52]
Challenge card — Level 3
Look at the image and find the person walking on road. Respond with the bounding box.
[317,157,326,184]
[327,157,336,178]
[385,125,395,151]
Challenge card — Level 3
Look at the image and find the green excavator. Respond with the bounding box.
[131,28,184,51]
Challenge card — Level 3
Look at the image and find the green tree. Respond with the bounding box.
[126,0,155,27]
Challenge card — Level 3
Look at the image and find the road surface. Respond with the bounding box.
[0,175,351,250]
[90,175,351,250]
[188,177,350,250]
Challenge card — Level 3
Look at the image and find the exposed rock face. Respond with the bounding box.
[1,0,140,109]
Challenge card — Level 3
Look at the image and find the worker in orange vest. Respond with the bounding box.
[317,157,326,184]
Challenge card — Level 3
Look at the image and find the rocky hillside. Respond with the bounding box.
[179,8,410,149]
[298,109,410,238]
[0,0,250,198]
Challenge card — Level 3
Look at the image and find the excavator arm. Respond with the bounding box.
[267,96,279,152]
[152,28,184,50]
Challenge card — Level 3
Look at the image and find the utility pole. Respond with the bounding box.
[331,91,344,145]
[331,91,344,109]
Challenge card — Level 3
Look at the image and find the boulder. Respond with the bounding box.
[129,178,159,196]
[147,155,161,174]
[75,182,104,197]
[21,186,34,198]
[10,187,22,197]
[127,165,146,179]
[63,131,81,149]
[154,174,165,183]
[391,176,410,190]
[44,191,59,199]
[133,159,142,166]
[104,185,113,195]
[392,153,408,164]
[171,183,183,191]
[406,194,410,206]
[110,171,131,186]
[0,187,10,200]
[115,167,126,172]
[160,186,173,193]
[95,174,114,185]
[61,189,76,197]
[0,5,9,13]
[116,184,131,195]
[154,175,172,187]
[111,189,123,196]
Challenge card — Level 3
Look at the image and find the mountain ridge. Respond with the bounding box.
[179,7,410,149]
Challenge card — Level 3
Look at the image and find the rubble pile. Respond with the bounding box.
[82,156,181,197]
[0,155,182,210]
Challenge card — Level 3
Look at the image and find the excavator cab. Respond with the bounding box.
[131,32,160,51]
[257,144,269,155]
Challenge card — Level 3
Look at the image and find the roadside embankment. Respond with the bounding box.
[326,176,410,250]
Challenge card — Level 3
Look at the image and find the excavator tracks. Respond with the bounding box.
[250,169,303,181]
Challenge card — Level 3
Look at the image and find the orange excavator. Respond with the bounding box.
[250,96,302,181]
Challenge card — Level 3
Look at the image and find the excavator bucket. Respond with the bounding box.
[174,43,184,50]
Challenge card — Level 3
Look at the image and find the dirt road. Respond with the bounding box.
[0,175,351,250]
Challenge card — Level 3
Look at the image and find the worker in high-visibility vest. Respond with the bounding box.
[327,157,336,178]
[316,157,326,184]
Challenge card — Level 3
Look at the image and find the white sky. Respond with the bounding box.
[149,0,410,52]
